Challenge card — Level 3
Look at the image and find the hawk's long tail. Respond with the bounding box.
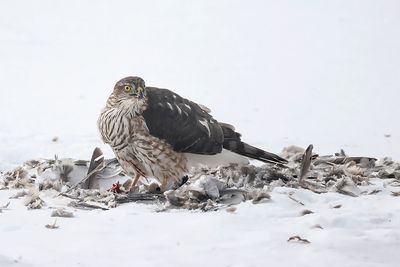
[221,126,288,165]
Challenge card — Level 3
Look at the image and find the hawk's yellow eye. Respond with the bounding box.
[124,85,132,92]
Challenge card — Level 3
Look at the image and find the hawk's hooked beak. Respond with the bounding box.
[137,87,144,99]
[129,86,144,99]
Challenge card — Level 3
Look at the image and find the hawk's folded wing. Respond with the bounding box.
[142,87,224,155]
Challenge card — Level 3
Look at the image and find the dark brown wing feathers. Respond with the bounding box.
[142,87,287,164]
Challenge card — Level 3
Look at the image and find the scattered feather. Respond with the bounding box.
[299,144,313,181]
[311,224,324,229]
[300,209,314,216]
[0,201,10,209]
[24,189,45,209]
[391,191,400,197]
[0,201,10,213]
[1,145,400,212]
[226,206,237,213]
[51,208,74,218]
[250,189,271,204]
[335,177,360,197]
[9,190,28,199]
[45,219,59,229]
[287,235,311,244]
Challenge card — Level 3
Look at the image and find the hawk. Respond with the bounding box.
[98,76,287,191]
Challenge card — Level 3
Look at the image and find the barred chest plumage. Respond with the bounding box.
[97,98,188,186]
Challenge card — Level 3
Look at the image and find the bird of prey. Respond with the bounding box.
[98,76,287,191]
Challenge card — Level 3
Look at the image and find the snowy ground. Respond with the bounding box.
[1,179,400,267]
[1,1,400,266]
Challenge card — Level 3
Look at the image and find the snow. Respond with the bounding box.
[1,1,400,266]
[1,180,399,267]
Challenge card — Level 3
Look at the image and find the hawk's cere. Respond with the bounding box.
[98,76,288,191]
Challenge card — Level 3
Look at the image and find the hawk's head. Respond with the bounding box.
[113,76,146,100]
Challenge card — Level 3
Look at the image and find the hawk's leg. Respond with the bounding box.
[125,173,141,192]
[160,178,170,192]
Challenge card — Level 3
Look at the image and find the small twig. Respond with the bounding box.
[368,189,382,195]
[68,201,109,211]
[337,189,358,197]
[288,192,305,206]
[311,224,324,229]
[115,193,165,203]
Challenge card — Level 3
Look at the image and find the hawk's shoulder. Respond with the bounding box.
[142,87,224,154]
